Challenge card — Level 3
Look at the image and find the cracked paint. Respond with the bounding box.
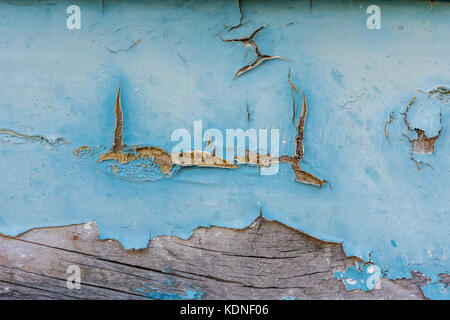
[93,85,273,180]
[0,129,69,148]
[93,84,305,182]
[2,216,442,299]
[221,25,289,79]
[221,0,250,34]
[427,86,450,104]
[135,286,204,300]
[279,91,328,187]
[401,95,442,155]
[422,282,449,299]
[73,145,93,156]
[0,0,449,300]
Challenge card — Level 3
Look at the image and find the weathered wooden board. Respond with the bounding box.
[0,217,432,299]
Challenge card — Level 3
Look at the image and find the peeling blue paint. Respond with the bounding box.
[97,148,181,182]
[334,262,382,291]
[0,0,449,299]
[422,282,449,300]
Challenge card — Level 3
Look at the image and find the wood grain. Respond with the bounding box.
[0,217,430,299]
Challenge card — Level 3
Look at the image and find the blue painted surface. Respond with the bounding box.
[334,262,382,291]
[0,0,449,298]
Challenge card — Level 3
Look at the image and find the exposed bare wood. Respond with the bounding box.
[0,217,432,300]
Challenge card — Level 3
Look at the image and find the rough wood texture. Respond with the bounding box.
[0,217,429,300]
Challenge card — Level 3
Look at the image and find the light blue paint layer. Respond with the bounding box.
[0,0,449,299]
[135,287,204,300]
[334,262,382,291]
